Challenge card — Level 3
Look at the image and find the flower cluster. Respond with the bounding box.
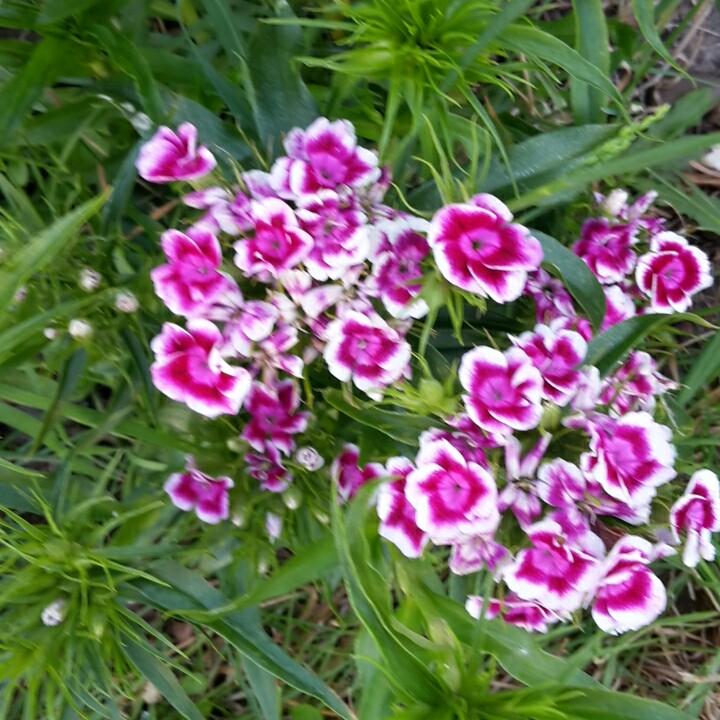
[138,120,716,636]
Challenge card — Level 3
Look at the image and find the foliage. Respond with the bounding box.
[0,0,718,718]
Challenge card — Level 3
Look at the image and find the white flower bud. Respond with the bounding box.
[41,599,66,627]
[13,286,27,304]
[43,328,58,340]
[114,291,139,313]
[282,487,302,510]
[130,112,152,134]
[265,512,282,543]
[295,446,324,471]
[68,318,93,340]
[600,189,629,217]
[78,268,102,292]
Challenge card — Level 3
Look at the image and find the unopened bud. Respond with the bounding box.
[69,318,93,340]
[78,268,102,292]
[600,189,629,217]
[41,599,67,627]
[295,446,324,471]
[282,487,302,510]
[114,291,139,313]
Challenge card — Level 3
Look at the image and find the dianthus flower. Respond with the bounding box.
[331,444,385,502]
[150,320,251,418]
[323,311,411,399]
[377,457,429,559]
[136,123,216,183]
[405,439,499,544]
[512,323,587,407]
[572,218,637,284]
[503,519,602,613]
[636,231,712,313]
[459,346,543,435]
[164,459,233,524]
[428,194,543,303]
[670,470,720,567]
[270,117,380,198]
[242,379,309,456]
[151,227,233,317]
[590,536,666,635]
[233,198,313,282]
[581,412,676,509]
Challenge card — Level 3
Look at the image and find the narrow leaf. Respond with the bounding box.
[586,313,716,377]
[532,230,606,331]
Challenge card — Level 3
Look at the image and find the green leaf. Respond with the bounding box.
[586,313,716,377]
[509,132,720,212]
[559,687,695,720]
[499,25,624,110]
[644,172,720,235]
[0,37,68,147]
[480,124,617,194]
[246,2,317,152]
[37,0,106,24]
[33,348,87,452]
[630,0,684,74]
[324,389,440,446]
[120,632,205,720]
[134,562,353,719]
[532,230,606,331]
[91,25,163,121]
[102,140,141,234]
[242,658,281,720]
[0,193,108,312]
[190,533,338,618]
[406,576,598,690]
[440,0,536,93]
[570,0,610,123]
[677,330,720,407]
[0,457,43,478]
[332,487,446,706]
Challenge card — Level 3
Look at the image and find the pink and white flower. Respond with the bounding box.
[164,459,233,524]
[233,199,313,281]
[600,284,636,332]
[405,439,499,544]
[450,535,509,576]
[331,444,385,502]
[377,457,429,558]
[599,350,675,416]
[296,190,370,281]
[503,519,602,612]
[670,469,720,567]
[271,117,380,198]
[323,311,411,399]
[151,227,232,317]
[497,435,551,528]
[370,228,430,319]
[459,346,543,435]
[245,446,291,493]
[150,320,251,418]
[137,123,216,183]
[223,300,279,357]
[590,536,666,635]
[581,412,676,509]
[242,380,309,456]
[636,232,713,313]
[428,194,543,303]
[572,218,637,284]
[524,269,576,324]
[512,323,587,407]
[466,594,569,633]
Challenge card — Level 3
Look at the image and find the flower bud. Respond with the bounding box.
[69,318,93,340]
[41,599,67,627]
[78,268,102,292]
[295,446,324,471]
[282,487,302,510]
[114,291,139,313]
[600,189,628,217]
